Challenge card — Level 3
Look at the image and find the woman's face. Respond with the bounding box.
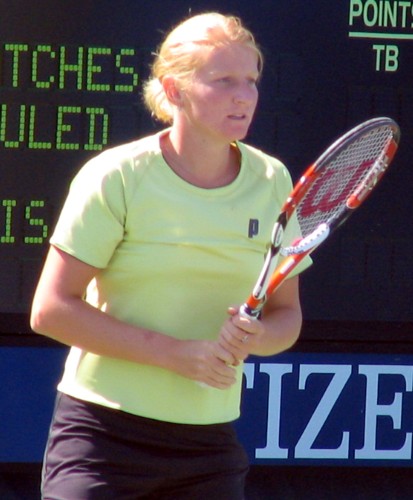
[179,43,260,144]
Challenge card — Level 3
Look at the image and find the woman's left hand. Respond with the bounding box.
[217,306,265,364]
[217,276,303,362]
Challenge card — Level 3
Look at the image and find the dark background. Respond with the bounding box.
[1,1,413,497]
[0,0,413,336]
[1,0,412,332]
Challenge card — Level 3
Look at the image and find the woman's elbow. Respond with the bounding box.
[30,301,49,335]
[30,294,58,337]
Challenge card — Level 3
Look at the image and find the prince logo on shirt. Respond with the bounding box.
[248,219,259,238]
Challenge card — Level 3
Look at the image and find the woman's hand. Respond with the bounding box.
[165,338,239,389]
[217,276,303,362]
[218,307,265,364]
[31,246,240,390]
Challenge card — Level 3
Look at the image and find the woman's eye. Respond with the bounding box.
[217,77,231,84]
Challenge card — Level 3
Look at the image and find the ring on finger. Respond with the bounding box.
[241,334,249,343]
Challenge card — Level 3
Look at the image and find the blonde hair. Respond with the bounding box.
[143,12,263,124]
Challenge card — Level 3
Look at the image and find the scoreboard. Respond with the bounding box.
[3,1,413,483]
[1,0,412,336]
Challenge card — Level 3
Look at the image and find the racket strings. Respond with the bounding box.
[296,126,394,237]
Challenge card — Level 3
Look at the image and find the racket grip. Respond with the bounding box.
[239,303,261,320]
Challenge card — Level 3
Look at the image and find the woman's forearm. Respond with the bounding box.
[31,277,238,388]
[251,305,302,356]
[31,292,177,368]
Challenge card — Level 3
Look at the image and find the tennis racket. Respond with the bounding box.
[240,116,400,319]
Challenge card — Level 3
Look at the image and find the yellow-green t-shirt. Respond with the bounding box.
[51,130,311,424]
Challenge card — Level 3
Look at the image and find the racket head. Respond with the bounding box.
[242,117,400,318]
[293,117,400,242]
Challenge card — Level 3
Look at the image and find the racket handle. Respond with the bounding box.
[239,303,261,320]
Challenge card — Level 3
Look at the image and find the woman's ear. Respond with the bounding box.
[162,76,184,107]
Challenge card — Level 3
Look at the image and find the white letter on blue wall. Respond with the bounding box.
[355,365,413,460]
[255,363,293,459]
[295,364,351,459]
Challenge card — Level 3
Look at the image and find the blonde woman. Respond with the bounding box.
[31,12,310,499]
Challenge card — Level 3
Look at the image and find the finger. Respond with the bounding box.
[232,314,261,335]
[200,362,237,389]
[211,362,237,383]
[217,334,249,365]
[240,333,250,344]
[227,305,239,316]
[219,322,241,347]
[214,342,238,366]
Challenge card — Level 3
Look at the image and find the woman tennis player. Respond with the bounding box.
[31,12,311,499]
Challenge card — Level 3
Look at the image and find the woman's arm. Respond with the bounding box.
[31,245,238,389]
[218,275,303,361]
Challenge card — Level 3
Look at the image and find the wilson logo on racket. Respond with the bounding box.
[299,158,375,217]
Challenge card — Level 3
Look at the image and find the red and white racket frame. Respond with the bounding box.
[241,117,400,319]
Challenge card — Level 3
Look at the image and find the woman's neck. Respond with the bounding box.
[161,129,241,188]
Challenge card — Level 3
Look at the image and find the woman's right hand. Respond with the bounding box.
[165,338,238,389]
